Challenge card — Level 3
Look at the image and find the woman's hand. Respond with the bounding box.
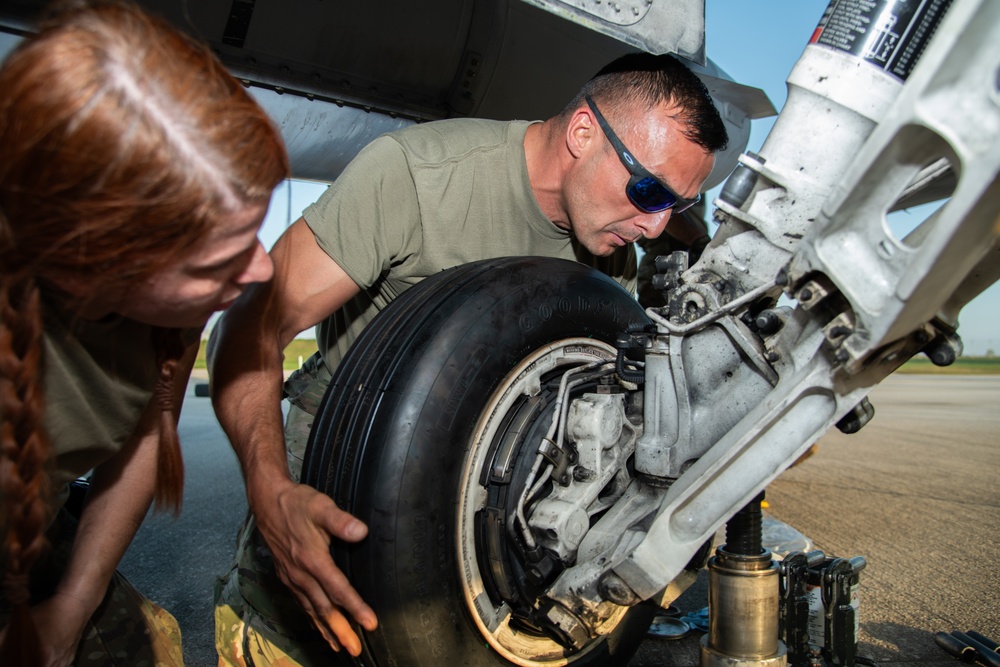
[28,592,92,667]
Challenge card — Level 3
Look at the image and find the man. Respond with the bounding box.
[210,51,728,665]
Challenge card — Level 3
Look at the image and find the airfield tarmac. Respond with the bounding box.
[120,372,1000,666]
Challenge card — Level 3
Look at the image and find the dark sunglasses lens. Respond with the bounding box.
[628,176,676,213]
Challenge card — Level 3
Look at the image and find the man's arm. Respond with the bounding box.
[208,218,377,655]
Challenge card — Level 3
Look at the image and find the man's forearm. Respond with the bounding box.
[207,219,364,504]
[208,299,294,504]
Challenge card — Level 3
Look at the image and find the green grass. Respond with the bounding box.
[194,338,319,371]
[895,356,1000,375]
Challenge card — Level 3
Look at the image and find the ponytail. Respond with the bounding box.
[151,327,188,514]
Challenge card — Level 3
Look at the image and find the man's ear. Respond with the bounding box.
[565,107,598,159]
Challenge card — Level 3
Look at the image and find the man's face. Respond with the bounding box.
[565,102,716,257]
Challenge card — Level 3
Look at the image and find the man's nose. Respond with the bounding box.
[635,209,672,240]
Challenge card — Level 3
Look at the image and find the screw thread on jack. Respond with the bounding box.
[726,491,765,556]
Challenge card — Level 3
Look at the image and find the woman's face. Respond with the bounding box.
[115,201,274,328]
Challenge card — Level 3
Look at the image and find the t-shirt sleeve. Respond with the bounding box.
[572,240,638,297]
[301,136,421,289]
[612,244,639,296]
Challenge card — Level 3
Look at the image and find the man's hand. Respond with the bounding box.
[253,478,378,656]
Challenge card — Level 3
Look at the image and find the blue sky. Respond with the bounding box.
[257,0,998,355]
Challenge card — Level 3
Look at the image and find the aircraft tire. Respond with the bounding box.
[301,256,655,667]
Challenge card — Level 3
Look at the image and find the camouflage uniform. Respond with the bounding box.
[280,354,332,482]
[214,513,340,667]
[215,355,340,666]
[77,570,184,666]
[1,509,184,666]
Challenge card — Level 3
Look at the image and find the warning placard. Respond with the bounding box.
[810,0,952,81]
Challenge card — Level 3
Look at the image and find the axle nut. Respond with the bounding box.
[599,573,640,606]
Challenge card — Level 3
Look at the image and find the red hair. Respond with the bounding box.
[0,0,289,660]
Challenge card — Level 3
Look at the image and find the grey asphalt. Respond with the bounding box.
[119,373,1000,666]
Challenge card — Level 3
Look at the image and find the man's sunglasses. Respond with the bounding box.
[585,95,701,215]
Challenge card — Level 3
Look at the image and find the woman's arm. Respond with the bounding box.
[30,341,197,667]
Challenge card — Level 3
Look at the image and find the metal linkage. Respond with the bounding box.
[780,552,867,667]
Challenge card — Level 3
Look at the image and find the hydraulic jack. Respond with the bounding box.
[701,493,788,667]
[699,491,871,666]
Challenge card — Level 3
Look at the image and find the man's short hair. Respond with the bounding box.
[566,52,728,154]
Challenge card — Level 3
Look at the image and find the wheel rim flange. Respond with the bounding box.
[456,338,619,666]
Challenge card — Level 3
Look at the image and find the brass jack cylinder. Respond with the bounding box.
[700,495,787,667]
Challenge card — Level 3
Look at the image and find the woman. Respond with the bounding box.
[0,1,289,664]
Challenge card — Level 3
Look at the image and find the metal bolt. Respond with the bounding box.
[828,325,852,339]
[544,604,589,651]
[600,573,640,605]
[755,309,782,335]
[929,344,957,367]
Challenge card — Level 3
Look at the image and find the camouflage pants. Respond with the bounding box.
[215,359,344,667]
[77,571,184,666]
[1,510,184,666]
